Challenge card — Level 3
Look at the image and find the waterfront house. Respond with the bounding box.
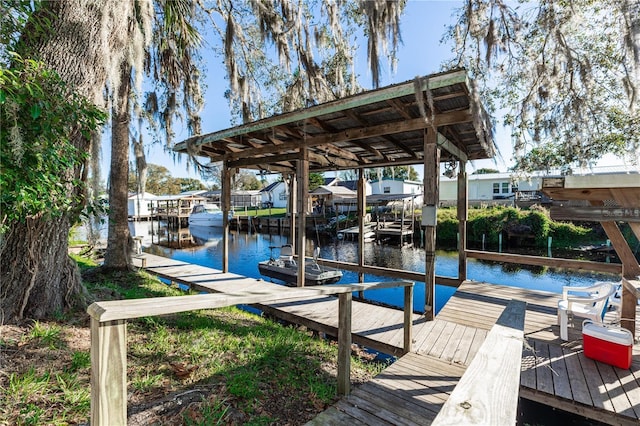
[259,181,288,208]
[127,192,157,221]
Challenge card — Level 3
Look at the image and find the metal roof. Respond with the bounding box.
[174,69,495,173]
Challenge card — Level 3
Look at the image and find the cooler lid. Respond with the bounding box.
[582,322,633,346]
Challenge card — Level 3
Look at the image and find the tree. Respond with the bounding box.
[0,0,405,322]
[234,171,262,191]
[309,173,325,192]
[450,0,640,172]
[473,168,500,175]
[103,0,200,270]
[366,166,418,181]
[0,0,130,322]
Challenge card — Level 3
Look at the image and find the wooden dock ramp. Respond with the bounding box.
[135,254,640,425]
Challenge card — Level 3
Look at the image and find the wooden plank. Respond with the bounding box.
[561,345,594,406]
[551,206,640,222]
[616,363,640,419]
[578,354,609,410]
[306,406,368,425]
[90,319,126,426]
[466,250,622,274]
[597,361,634,416]
[533,341,554,395]
[337,292,352,396]
[432,300,526,425]
[520,341,537,389]
[547,343,572,400]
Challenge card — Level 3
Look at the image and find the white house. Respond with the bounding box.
[439,166,640,205]
[370,178,423,195]
[260,181,289,208]
[439,172,536,204]
[128,192,157,220]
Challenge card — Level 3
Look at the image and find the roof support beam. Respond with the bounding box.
[437,133,468,162]
[207,109,472,163]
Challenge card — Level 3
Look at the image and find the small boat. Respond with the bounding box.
[258,245,343,286]
[188,203,232,227]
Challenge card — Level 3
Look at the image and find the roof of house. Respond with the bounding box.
[260,181,282,192]
[311,185,357,196]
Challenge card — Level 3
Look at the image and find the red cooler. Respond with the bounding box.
[582,321,633,369]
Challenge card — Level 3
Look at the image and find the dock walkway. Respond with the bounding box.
[135,253,640,425]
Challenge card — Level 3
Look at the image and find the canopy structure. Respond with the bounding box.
[174,69,495,172]
[174,68,496,319]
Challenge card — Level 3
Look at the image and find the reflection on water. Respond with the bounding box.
[132,222,618,315]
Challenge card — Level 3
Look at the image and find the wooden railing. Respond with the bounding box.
[466,250,622,275]
[432,299,527,425]
[88,280,414,426]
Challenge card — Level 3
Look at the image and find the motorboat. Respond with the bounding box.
[258,245,342,286]
[188,203,232,227]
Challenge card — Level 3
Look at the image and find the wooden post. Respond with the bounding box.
[288,174,296,250]
[91,318,127,426]
[222,163,232,273]
[423,128,440,320]
[337,292,352,396]
[296,149,308,287]
[403,284,413,353]
[599,220,640,335]
[357,169,366,285]
[457,161,468,282]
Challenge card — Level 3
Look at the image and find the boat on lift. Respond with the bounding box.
[258,245,342,286]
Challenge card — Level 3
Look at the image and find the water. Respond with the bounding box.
[130,221,618,315]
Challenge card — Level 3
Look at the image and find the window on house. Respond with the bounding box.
[383,186,391,194]
[502,182,509,193]
[493,183,500,194]
[279,192,287,200]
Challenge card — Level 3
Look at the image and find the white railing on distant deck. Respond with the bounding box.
[88,280,414,426]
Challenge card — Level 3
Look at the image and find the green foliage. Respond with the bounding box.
[436,208,459,246]
[367,166,419,181]
[472,168,500,174]
[309,172,325,191]
[439,206,594,248]
[0,54,105,232]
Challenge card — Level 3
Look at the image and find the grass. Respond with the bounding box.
[233,207,287,217]
[0,255,387,425]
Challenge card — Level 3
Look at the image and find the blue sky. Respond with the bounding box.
[101,1,513,183]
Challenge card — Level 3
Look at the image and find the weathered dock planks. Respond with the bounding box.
[134,254,640,425]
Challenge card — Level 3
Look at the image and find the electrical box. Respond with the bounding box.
[422,205,437,227]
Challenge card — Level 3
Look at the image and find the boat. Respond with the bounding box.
[188,203,232,227]
[258,245,343,286]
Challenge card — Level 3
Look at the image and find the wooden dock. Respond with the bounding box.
[134,253,640,425]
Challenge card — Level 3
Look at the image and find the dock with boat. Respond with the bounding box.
[125,253,640,425]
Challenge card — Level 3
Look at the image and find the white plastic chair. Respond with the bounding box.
[557,282,616,341]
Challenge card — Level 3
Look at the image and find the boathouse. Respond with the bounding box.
[174,68,496,319]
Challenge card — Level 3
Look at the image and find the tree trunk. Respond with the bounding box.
[1,215,87,321]
[103,62,133,270]
[1,0,128,323]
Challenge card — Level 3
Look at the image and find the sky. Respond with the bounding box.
[99,0,620,184]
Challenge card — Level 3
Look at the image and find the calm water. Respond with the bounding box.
[130,221,618,315]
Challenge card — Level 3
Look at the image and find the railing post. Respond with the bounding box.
[337,292,352,396]
[91,318,127,426]
[404,284,414,353]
